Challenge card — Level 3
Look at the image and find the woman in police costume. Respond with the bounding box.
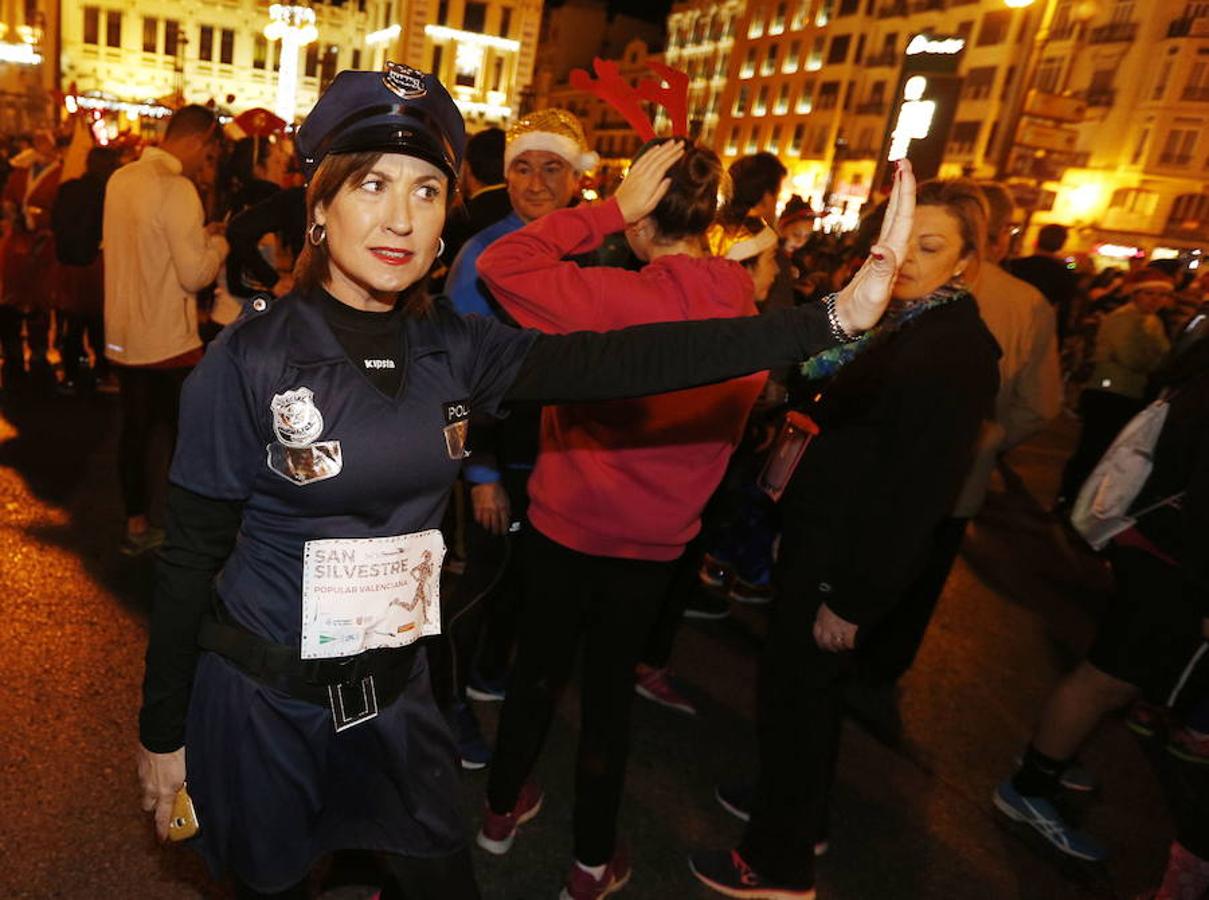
[135,62,916,898]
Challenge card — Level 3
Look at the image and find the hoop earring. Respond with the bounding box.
[307,222,326,246]
[437,237,445,258]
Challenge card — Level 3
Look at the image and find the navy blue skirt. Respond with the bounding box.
[184,647,465,893]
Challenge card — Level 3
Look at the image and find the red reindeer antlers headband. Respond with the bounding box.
[568,58,691,142]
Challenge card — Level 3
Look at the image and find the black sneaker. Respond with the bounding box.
[683,588,730,621]
[715,784,829,856]
[715,782,753,822]
[689,849,815,899]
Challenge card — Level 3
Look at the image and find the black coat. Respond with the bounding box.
[780,294,1001,626]
[441,183,512,269]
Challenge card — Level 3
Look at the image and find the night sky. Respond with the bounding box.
[601,0,674,26]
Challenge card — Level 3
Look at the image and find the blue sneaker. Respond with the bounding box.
[992,780,1107,862]
[466,670,507,703]
[447,701,491,770]
[1013,752,1099,793]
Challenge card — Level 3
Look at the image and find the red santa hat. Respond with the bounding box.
[1121,268,1175,295]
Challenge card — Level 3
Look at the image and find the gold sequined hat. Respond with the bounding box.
[505,108,599,173]
[706,220,779,262]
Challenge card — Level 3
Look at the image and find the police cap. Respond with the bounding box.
[295,62,467,182]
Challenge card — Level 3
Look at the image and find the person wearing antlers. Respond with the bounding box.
[472,63,915,899]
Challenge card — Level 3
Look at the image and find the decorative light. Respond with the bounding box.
[0,42,40,64]
[1065,182,1102,217]
[1094,242,1143,259]
[366,24,400,45]
[451,98,512,118]
[69,94,174,118]
[888,76,935,161]
[1004,0,1036,7]
[424,24,519,52]
[264,4,318,123]
[455,41,484,78]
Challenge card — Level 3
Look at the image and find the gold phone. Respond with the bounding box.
[167,784,200,842]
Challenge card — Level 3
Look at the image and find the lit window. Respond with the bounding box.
[741,47,756,78]
[770,1,787,34]
[775,83,790,114]
[725,126,740,155]
[762,44,779,75]
[784,40,801,73]
[796,81,814,113]
[748,6,765,38]
[754,84,769,115]
[789,123,805,156]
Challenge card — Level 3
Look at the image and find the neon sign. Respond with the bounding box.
[906,34,965,56]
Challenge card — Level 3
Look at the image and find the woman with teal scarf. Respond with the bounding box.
[692,179,1001,899]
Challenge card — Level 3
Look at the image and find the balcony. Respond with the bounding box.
[1168,17,1193,37]
[856,100,887,115]
[876,1,908,18]
[1047,23,1076,41]
[1088,21,1138,44]
[864,48,898,67]
[911,0,945,11]
[1084,88,1116,107]
[846,145,879,159]
[1182,86,1209,102]
[1159,152,1192,167]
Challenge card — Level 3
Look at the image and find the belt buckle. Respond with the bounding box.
[327,674,378,732]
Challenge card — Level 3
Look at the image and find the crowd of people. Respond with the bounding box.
[0,58,1205,900]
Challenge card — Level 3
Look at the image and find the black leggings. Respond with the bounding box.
[487,527,675,865]
[234,847,481,899]
[115,365,189,519]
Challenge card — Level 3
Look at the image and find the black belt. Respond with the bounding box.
[198,612,419,730]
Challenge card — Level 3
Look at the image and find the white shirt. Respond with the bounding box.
[103,146,228,365]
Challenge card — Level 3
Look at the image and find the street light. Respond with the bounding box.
[265,4,318,123]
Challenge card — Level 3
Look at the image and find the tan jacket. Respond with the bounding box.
[102,147,228,365]
[1089,301,1170,400]
[954,263,1063,517]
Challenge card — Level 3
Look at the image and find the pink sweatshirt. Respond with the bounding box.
[477,198,767,561]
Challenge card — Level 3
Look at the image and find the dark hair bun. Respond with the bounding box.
[650,139,723,241]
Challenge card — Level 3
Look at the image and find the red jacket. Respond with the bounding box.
[478,198,767,561]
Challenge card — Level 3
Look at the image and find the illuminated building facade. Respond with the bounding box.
[0,0,56,131]
[61,0,395,129]
[698,0,1209,253]
[1039,0,1209,259]
[391,0,543,128]
[714,0,1041,230]
[660,0,744,148]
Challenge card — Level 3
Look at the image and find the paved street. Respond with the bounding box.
[0,385,1196,899]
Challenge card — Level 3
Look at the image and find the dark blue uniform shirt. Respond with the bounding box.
[169,289,535,890]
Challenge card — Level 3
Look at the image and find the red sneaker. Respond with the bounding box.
[634,663,697,716]
[1167,726,1209,765]
[476,782,543,855]
[559,848,632,900]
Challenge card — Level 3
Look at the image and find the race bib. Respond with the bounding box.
[300,531,445,659]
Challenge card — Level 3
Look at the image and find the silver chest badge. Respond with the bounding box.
[272,387,325,448]
[267,387,342,485]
